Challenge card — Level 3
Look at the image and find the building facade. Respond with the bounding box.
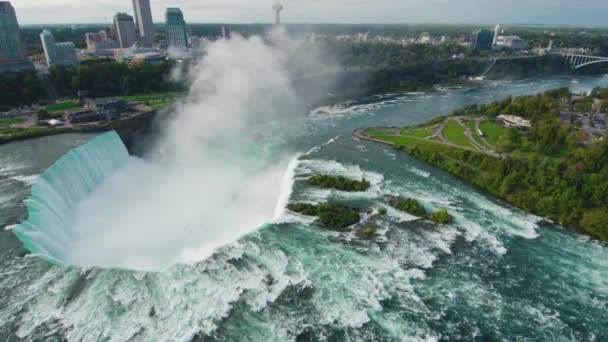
[495,36,528,50]
[471,29,494,51]
[165,8,187,49]
[492,24,501,46]
[113,13,137,49]
[0,1,33,72]
[40,30,78,67]
[132,0,154,47]
[85,31,118,53]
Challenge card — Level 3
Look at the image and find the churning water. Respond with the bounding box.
[1,76,607,340]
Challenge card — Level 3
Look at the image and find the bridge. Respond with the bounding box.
[554,53,608,69]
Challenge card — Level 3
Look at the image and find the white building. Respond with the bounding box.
[497,114,531,130]
[40,30,78,67]
[495,36,528,50]
[418,32,431,44]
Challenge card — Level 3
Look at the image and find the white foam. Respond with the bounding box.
[459,190,541,240]
[10,174,39,186]
[273,155,301,219]
[298,159,384,188]
[304,136,339,156]
[0,156,28,177]
[380,203,419,222]
[408,167,431,178]
[275,211,317,225]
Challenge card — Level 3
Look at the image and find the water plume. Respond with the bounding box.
[16,32,317,271]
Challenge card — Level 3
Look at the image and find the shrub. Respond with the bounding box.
[361,226,375,235]
[287,202,360,230]
[388,197,426,217]
[429,208,454,224]
[310,175,370,192]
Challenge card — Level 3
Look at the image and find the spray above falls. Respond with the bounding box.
[14,33,315,271]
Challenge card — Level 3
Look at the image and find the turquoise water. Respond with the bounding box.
[13,132,130,262]
[0,76,607,340]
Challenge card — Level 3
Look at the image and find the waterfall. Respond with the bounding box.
[13,131,130,264]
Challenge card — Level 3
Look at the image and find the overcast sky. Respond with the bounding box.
[11,0,608,26]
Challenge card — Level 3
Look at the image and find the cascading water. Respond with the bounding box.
[13,131,130,264]
[1,76,608,340]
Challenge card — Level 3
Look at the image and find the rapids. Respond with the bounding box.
[0,76,607,340]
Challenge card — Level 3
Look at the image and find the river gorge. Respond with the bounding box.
[1,75,607,340]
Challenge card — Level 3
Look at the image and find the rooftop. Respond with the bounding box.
[497,114,532,128]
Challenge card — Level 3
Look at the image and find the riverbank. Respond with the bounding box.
[0,108,159,154]
[354,87,608,242]
[2,75,607,340]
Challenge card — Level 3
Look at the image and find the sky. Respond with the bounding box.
[11,0,608,27]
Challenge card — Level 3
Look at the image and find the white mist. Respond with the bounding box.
[64,34,303,271]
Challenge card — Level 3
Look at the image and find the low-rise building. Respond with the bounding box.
[130,52,164,65]
[495,36,528,50]
[69,99,128,123]
[96,99,127,119]
[85,31,118,54]
[68,109,103,123]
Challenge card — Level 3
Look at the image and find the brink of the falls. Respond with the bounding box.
[13,132,130,264]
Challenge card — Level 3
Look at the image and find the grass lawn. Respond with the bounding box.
[46,101,80,112]
[479,121,511,146]
[372,135,447,151]
[467,120,493,149]
[400,127,433,138]
[119,92,185,102]
[443,119,474,149]
[0,118,25,125]
[368,129,398,137]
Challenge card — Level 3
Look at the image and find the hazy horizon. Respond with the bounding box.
[11,0,608,27]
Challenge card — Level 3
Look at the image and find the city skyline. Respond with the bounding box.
[10,0,608,27]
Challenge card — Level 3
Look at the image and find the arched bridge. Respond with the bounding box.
[554,53,608,69]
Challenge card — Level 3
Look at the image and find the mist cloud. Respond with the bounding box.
[65,33,306,271]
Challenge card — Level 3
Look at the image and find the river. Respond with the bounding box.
[0,75,607,340]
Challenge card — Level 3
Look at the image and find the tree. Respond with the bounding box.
[429,208,453,224]
[37,109,50,121]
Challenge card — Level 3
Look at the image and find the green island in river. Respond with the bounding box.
[309,174,371,192]
[357,87,608,241]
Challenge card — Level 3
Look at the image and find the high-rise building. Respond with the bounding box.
[40,30,78,67]
[493,24,501,46]
[471,29,494,51]
[133,0,154,47]
[113,13,137,49]
[165,8,187,49]
[85,31,118,53]
[0,1,33,72]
